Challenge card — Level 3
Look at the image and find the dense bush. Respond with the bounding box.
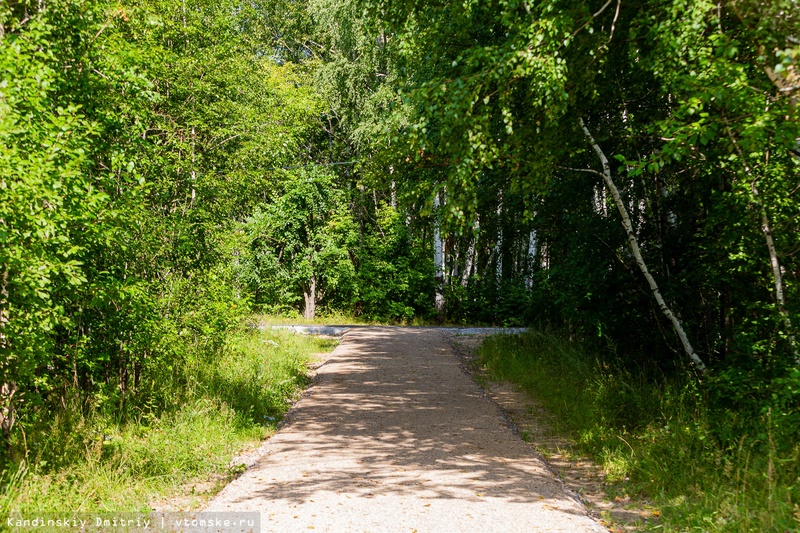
[0,0,321,464]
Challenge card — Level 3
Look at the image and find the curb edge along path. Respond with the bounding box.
[206,327,607,533]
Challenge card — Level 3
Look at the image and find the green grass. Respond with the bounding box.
[0,328,336,520]
[477,330,800,532]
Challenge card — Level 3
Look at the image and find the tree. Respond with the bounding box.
[0,0,154,452]
[0,0,331,460]
[241,169,357,319]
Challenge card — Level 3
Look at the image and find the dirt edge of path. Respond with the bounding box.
[450,334,659,533]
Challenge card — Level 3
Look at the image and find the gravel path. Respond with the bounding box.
[206,327,606,532]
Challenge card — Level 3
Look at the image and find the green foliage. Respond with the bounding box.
[351,204,428,321]
[0,0,336,467]
[0,0,156,454]
[240,168,358,316]
[348,0,800,396]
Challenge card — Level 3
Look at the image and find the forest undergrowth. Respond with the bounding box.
[0,328,335,521]
[478,331,800,532]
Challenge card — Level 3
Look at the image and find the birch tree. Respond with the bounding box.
[357,0,799,372]
[462,218,479,287]
[433,191,446,315]
[579,119,708,371]
[525,229,537,289]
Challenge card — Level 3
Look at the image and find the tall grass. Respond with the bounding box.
[0,328,336,518]
[478,331,800,531]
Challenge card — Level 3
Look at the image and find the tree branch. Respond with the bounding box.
[570,0,614,40]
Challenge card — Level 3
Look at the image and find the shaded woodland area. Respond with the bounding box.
[1,0,799,529]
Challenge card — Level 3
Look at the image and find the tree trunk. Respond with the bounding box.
[526,229,537,289]
[303,274,317,320]
[579,118,707,372]
[495,191,503,282]
[540,241,549,270]
[724,122,798,359]
[190,126,196,204]
[0,263,8,350]
[434,192,445,314]
[0,382,17,454]
[462,217,479,287]
[751,181,798,358]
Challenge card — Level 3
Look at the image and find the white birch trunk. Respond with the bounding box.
[593,185,608,217]
[462,218,479,287]
[526,229,537,289]
[751,182,798,358]
[434,192,445,314]
[540,242,549,270]
[724,122,798,359]
[580,118,707,372]
[495,192,503,281]
[0,264,7,350]
[0,382,17,450]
